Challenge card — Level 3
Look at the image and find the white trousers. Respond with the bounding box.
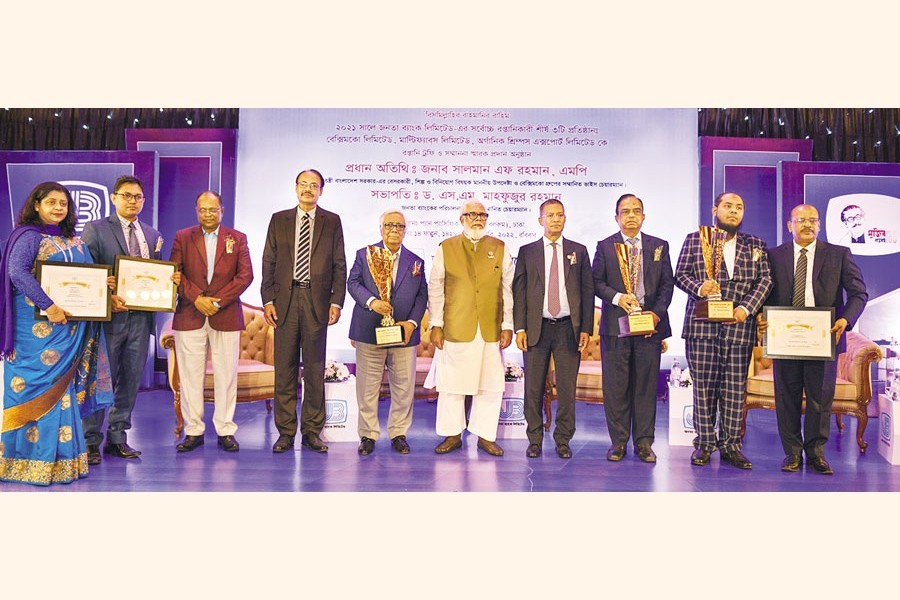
[173,322,240,436]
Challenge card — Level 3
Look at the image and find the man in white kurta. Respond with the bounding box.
[428,201,514,456]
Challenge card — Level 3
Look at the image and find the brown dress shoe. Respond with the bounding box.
[635,443,657,463]
[807,455,833,475]
[477,437,504,456]
[272,434,294,453]
[607,444,626,462]
[526,443,542,458]
[86,445,102,465]
[721,449,752,469]
[781,454,802,472]
[301,432,328,453]
[556,444,572,459]
[435,434,462,454]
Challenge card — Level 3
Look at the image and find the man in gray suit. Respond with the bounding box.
[592,194,674,463]
[758,204,867,474]
[513,199,593,459]
[261,168,347,454]
[81,175,166,465]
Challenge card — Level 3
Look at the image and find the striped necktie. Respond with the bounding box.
[294,213,311,282]
[627,237,645,305]
[792,247,807,307]
[548,242,560,317]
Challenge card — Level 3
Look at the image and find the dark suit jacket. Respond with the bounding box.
[82,214,162,334]
[347,243,428,347]
[591,232,674,339]
[675,231,773,346]
[513,237,594,345]
[169,225,253,332]
[260,206,347,324]
[765,240,867,354]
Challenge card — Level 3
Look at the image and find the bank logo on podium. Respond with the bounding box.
[882,413,892,445]
[682,405,694,431]
[59,181,109,233]
[325,399,348,424]
[499,398,525,422]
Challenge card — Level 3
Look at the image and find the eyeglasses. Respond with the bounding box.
[462,212,488,220]
[296,182,321,190]
[792,218,820,225]
[197,208,222,214]
[843,215,864,224]
[114,192,145,202]
[383,223,406,231]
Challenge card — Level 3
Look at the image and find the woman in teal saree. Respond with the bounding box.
[0,182,113,485]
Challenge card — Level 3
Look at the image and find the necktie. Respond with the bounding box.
[792,247,807,307]
[628,237,645,305]
[127,222,141,258]
[294,213,311,281]
[548,242,560,317]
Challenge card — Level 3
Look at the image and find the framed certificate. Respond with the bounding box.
[115,256,177,312]
[762,306,836,360]
[35,261,112,321]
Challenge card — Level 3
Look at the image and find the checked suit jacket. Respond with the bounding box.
[674,230,773,346]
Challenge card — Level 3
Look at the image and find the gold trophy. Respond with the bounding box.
[694,226,734,321]
[367,245,405,346]
[614,241,656,337]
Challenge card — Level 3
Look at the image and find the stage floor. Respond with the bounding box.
[3,389,900,492]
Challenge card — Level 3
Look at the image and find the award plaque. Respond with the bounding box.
[694,226,734,322]
[614,241,656,337]
[35,261,112,321]
[114,256,177,312]
[762,306,836,360]
[366,245,405,347]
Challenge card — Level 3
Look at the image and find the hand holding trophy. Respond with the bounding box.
[695,225,734,321]
[614,241,656,337]
[367,245,405,346]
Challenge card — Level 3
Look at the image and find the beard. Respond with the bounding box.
[715,216,742,235]
[463,224,486,240]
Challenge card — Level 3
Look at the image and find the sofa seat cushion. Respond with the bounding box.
[201,359,274,401]
[747,368,857,400]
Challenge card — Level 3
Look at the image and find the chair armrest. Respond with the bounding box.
[160,317,176,350]
[840,332,884,405]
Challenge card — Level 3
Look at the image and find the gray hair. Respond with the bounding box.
[379,209,406,226]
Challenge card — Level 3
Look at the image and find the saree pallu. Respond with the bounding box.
[0,235,113,486]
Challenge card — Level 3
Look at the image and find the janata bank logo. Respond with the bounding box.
[326,399,348,424]
[59,180,110,234]
[499,398,525,422]
[682,405,694,431]
[881,413,892,445]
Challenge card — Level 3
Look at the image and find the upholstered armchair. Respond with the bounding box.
[741,330,884,453]
[160,302,275,437]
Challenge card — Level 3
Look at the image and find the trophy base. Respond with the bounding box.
[695,299,735,322]
[618,312,657,337]
[375,325,406,347]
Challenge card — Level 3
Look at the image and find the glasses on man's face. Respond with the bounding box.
[383,222,406,231]
[792,218,820,225]
[844,214,864,224]
[463,212,488,221]
[115,192,145,202]
[296,181,321,191]
[197,208,222,215]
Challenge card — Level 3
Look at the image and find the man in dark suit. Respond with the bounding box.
[347,210,428,455]
[81,175,166,464]
[513,199,593,459]
[169,191,253,453]
[758,204,867,474]
[675,192,772,469]
[592,194,674,463]
[261,169,346,454]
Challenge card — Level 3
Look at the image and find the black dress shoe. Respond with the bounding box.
[808,455,834,475]
[86,445,102,465]
[358,436,376,455]
[391,435,411,454]
[177,435,204,452]
[272,434,294,453]
[301,432,328,453]
[607,444,626,462]
[103,442,141,459]
[526,443,542,458]
[556,444,572,459]
[435,434,462,454]
[635,443,657,463]
[781,454,802,472]
[721,449,753,469]
[691,447,712,466]
[217,435,239,452]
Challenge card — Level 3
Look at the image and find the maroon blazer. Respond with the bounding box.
[169,225,253,331]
